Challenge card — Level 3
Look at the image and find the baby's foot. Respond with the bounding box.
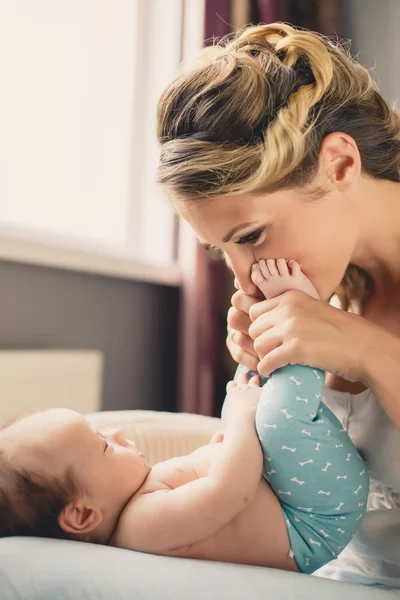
[251,259,320,300]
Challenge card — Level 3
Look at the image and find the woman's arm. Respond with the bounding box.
[239,289,400,429]
[363,328,400,428]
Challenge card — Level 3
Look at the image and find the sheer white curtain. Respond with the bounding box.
[0,0,182,278]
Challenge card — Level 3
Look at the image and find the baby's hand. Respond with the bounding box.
[225,372,262,420]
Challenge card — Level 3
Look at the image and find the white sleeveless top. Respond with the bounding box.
[314,386,400,588]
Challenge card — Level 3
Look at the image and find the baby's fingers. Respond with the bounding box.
[248,375,260,386]
[226,380,237,392]
[237,371,249,384]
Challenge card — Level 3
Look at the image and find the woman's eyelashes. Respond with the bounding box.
[236,228,264,246]
[104,440,109,452]
[203,227,265,256]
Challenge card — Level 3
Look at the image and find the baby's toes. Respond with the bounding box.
[259,259,270,280]
[266,259,279,277]
[288,260,301,276]
[276,258,289,277]
[251,262,266,287]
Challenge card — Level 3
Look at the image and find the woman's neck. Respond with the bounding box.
[352,176,400,301]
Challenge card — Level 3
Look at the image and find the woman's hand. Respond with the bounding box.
[226,287,264,372]
[247,289,384,381]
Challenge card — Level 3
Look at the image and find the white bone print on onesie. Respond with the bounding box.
[321,462,332,472]
[290,477,305,485]
[299,459,313,467]
[319,529,329,538]
[296,396,309,404]
[281,445,297,452]
[280,408,294,419]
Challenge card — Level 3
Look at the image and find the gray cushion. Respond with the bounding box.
[0,537,398,600]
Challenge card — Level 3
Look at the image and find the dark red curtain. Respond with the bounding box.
[181,0,341,417]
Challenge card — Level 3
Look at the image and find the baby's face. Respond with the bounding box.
[2,409,151,514]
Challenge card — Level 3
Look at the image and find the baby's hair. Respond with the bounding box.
[156,22,400,310]
[0,416,91,543]
[0,446,77,540]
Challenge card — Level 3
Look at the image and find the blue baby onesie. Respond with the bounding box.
[226,364,370,574]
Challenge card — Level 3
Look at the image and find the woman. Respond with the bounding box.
[156,23,400,587]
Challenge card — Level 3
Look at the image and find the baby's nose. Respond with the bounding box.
[109,429,127,446]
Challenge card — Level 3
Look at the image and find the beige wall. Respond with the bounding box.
[0,260,179,412]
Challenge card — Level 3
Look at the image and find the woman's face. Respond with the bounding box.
[178,180,359,301]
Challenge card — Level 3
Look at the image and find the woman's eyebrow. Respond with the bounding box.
[222,222,257,243]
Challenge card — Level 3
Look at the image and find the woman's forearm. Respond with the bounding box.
[364,329,400,428]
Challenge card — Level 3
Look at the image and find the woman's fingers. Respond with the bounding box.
[226,330,259,370]
[231,289,261,314]
[248,297,278,322]
[227,327,256,354]
[226,288,267,369]
[257,340,301,377]
[227,306,253,336]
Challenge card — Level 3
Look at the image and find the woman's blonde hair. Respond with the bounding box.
[156,22,400,310]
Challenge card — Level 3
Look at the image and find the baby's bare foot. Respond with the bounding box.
[251,259,320,300]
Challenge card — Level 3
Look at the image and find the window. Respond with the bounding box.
[0,0,195,284]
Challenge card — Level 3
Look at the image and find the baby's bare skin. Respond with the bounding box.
[112,443,298,571]
[112,259,318,571]
[111,259,318,571]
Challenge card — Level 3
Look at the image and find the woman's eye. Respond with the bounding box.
[104,441,109,452]
[236,229,263,246]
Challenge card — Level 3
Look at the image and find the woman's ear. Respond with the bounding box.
[58,497,103,535]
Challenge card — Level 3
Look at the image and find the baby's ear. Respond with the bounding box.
[58,498,103,535]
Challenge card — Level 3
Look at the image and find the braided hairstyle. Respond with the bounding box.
[156,23,400,309]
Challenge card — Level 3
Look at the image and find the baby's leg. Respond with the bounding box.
[252,260,369,573]
[256,362,326,504]
[256,369,369,573]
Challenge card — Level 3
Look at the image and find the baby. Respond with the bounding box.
[0,260,369,574]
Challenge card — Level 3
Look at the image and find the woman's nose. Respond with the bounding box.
[228,255,262,297]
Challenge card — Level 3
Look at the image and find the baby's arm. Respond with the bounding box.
[115,377,263,555]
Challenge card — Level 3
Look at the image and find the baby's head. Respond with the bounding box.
[0,409,151,544]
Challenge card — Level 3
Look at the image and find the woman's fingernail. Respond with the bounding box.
[252,263,257,272]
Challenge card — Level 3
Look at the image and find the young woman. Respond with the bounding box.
[156,23,400,588]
